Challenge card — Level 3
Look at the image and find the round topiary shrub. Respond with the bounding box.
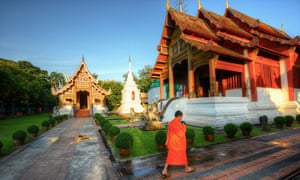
[240,122,253,136]
[103,122,112,133]
[49,119,55,127]
[27,125,39,138]
[284,115,294,127]
[108,126,120,137]
[186,128,195,146]
[296,114,300,124]
[41,120,49,127]
[155,130,167,145]
[202,126,215,142]
[224,123,238,138]
[115,132,134,157]
[274,116,285,129]
[12,130,27,145]
[100,119,109,127]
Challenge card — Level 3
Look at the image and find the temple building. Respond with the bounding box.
[150,0,300,127]
[52,57,110,117]
[117,57,144,115]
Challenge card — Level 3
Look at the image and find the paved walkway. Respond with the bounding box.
[0,118,300,180]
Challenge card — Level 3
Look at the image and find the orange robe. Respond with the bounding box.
[165,117,187,165]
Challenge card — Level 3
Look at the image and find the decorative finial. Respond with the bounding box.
[281,23,284,32]
[198,0,202,10]
[179,0,183,12]
[226,0,229,8]
[128,56,132,72]
[166,0,170,10]
[82,54,85,62]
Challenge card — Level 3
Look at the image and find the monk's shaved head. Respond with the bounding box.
[175,111,183,117]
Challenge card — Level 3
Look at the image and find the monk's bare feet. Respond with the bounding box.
[162,170,170,178]
[185,166,196,173]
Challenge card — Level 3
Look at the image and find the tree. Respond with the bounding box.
[136,65,154,92]
[98,80,123,111]
[49,71,66,89]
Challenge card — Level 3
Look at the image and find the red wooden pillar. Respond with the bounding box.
[241,69,246,97]
[286,48,296,101]
[159,76,164,100]
[209,57,217,96]
[248,61,258,101]
[169,63,175,98]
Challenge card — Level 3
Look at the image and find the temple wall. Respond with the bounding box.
[225,89,242,97]
[148,85,167,104]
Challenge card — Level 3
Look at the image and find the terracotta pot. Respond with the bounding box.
[227,133,235,139]
[30,133,38,139]
[119,149,131,157]
[286,123,292,127]
[14,140,25,146]
[187,138,194,146]
[157,144,166,152]
[242,130,251,136]
[204,134,215,142]
[42,126,49,131]
[110,136,116,142]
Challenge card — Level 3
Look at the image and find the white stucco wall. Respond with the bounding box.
[226,89,242,97]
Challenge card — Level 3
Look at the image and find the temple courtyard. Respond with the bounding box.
[0,117,299,180]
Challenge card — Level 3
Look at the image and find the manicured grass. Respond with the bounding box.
[109,119,130,125]
[106,114,130,125]
[0,113,51,156]
[108,122,300,159]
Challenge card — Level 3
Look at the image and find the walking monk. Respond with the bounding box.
[162,111,195,177]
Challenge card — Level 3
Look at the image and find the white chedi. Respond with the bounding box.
[117,58,144,114]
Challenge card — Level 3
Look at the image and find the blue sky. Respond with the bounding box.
[1,0,299,81]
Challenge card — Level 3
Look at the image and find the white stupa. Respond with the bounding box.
[117,57,144,114]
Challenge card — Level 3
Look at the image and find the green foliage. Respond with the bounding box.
[202,126,215,135]
[27,125,39,134]
[274,116,285,126]
[155,130,167,145]
[108,126,120,137]
[135,65,154,93]
[115,132,134,150]
[49,71,66,88]
[285,115,294,124]
[98,80,123,111]
[12,130,27,141]
[186,128,195,139]
[41,120,50,127]
[0,58,57,115]
[0,141,3,149]
[240,122,253,131]
[103,122,112,133]
[224,123,238,135]
[49,119,55,126]
[296,114,300,121]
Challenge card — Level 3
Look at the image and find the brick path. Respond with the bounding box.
[1,118,300,180]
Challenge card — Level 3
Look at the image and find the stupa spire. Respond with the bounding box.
[226,0,229,8]
[166,0,170,10]
[128,56,132,72]
[198,0,202,10]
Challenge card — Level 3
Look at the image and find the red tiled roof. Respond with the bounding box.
[226,8,291,40]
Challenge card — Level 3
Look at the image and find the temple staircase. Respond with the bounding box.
[76,109,90,118]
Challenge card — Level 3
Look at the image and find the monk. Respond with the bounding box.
[162,111,195,177]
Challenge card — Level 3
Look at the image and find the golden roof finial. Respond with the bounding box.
[281,23,284,32]
[226,0,229,8]
[179,0,183,12]
[198,0,202,10]
[166,0,170,10]
[82,54,85,62]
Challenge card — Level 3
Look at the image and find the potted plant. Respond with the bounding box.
[103,122,112,134]
[186,128,195,146]
[155,130,167,151]
[27,125,39,138]
[224,123,238,138]
[108,126,120,142]
[296,114,300,124]
[12,130,27,145]
[49,119,55,127]
[240,122,253,136]
[115,132,134,157]
[202,126,215,142]
[285,115,294,127]
[274,116,285,129]
[41,120,50,131]
[0,140,3,155]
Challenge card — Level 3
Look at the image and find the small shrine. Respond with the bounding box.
[117,57,144,115]
[52,57,110,117]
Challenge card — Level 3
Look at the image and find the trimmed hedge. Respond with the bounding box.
[115,132,134,150]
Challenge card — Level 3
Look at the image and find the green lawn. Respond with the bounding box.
[108,123,300,159]
[0,113,50,156]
